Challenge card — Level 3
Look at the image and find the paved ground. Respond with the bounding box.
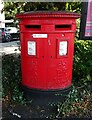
[2,101,58,119]
[0,41,20,56]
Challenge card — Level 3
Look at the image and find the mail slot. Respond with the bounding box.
[16,11,80,105]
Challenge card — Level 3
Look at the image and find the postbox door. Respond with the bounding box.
[47,33,74,89]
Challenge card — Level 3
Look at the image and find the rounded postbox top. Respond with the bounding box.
[16,11,80,19]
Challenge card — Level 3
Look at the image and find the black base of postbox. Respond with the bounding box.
[22,85,71,106]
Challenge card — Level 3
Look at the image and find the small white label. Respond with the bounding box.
[32,34,47,38]
[59,41,67,56]
[28,41,36,55]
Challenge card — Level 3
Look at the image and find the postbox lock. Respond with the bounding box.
[59,41,68,56]
[28,41,36,55]
[61,34,65,37]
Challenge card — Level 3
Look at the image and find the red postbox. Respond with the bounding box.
[16,11,80,105]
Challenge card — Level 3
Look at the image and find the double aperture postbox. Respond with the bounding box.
[16,11,80,103]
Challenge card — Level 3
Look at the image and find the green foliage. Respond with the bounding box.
[4,2,25,20]
[73,40,92,85]
[57,84,92,118]
[55,39,92,118]
[4,2,81,20]
[2,54,25,104]
[65,2,81,13]
[4,2,66,20]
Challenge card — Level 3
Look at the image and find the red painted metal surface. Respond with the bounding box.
[16,11,80,90]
